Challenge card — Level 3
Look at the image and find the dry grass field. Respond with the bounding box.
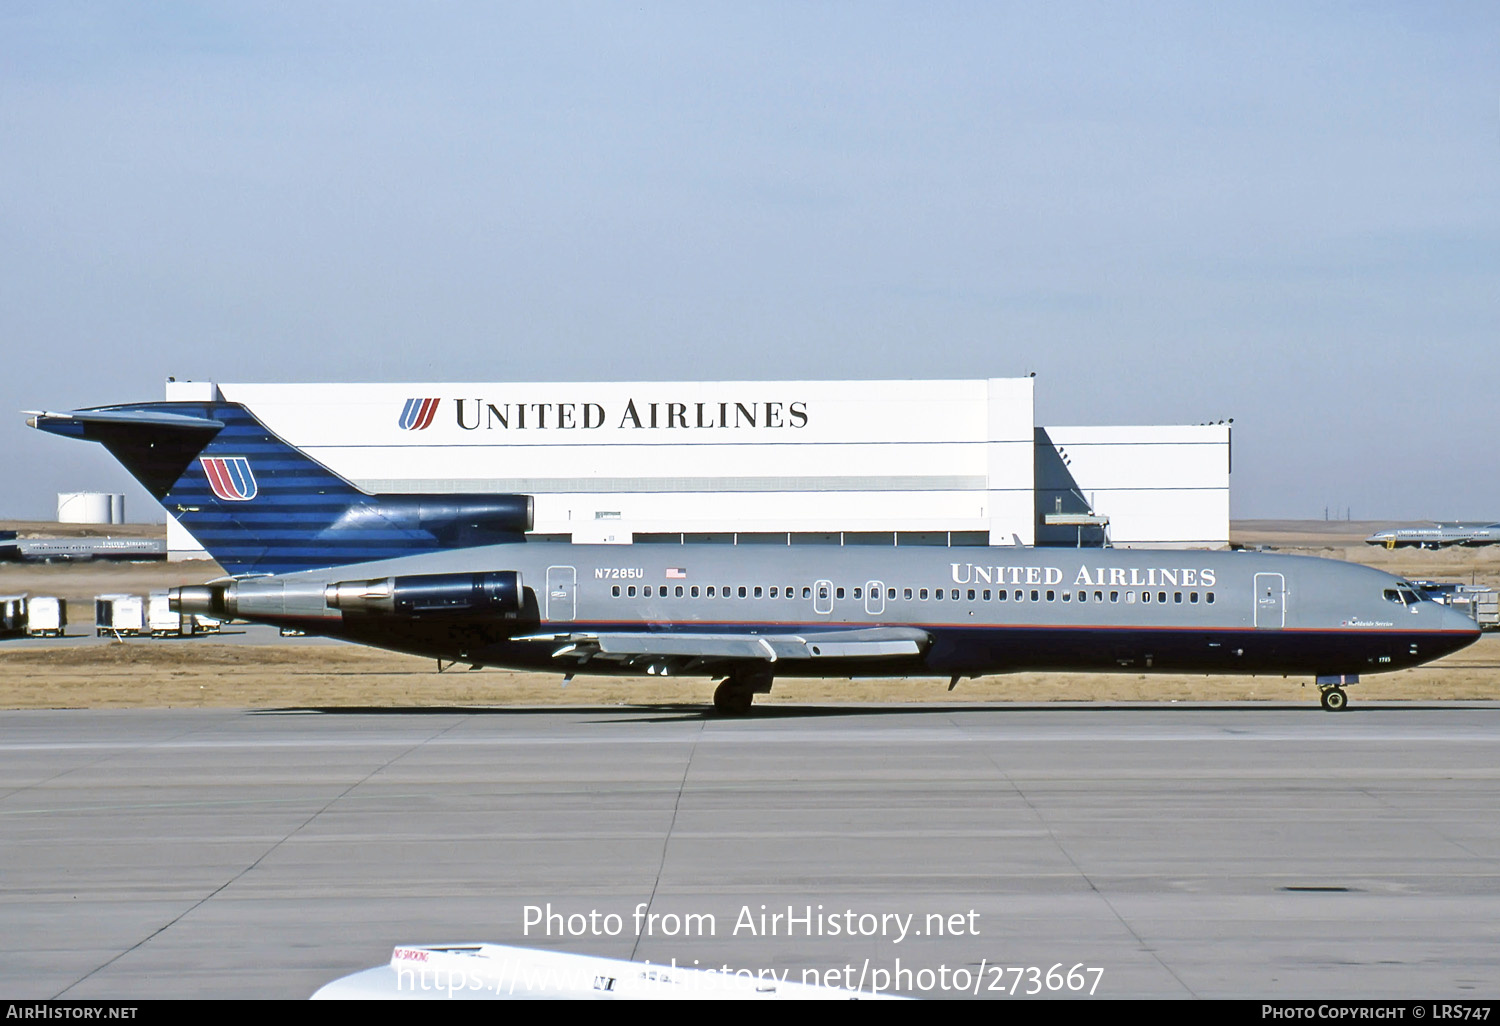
[1,520,1495,710]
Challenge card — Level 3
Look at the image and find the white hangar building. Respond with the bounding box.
[162,378,1230,558]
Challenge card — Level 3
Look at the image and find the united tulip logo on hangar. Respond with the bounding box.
[399,398,442,431]
[398,397,809,432]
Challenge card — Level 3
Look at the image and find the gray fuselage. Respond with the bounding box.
[205,543,1480,681]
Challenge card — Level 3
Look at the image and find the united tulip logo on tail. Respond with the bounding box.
[200,457,258,501]
[399,398,441,431]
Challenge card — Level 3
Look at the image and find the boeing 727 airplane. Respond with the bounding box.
[1366,523,1500,549]
[27,401,1480,713]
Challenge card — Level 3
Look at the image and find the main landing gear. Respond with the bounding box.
[712,669,774,717]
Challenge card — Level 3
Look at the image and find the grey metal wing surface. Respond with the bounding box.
[516,626,930,673]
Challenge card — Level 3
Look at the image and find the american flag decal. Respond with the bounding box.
[666,568,687,579]
[399,398,441,431]
[200,457,258,501]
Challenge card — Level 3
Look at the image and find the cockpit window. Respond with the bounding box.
[1384,586,1421,606]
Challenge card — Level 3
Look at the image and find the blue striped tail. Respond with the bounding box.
[28,401,531,575]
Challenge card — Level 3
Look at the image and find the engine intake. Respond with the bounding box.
[332,495,535,547]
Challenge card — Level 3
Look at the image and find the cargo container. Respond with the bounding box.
[1474,591,1500,631]
[147,592,192,637]
[95,594,146,637]
[0,595,27,636]
[26,596,66,637]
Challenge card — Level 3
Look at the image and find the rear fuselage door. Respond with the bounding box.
[1254,572,1285,628]
[546,565,577,623]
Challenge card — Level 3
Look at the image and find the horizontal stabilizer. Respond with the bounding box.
[25,409,225,434]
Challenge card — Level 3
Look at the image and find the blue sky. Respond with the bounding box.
[2,2,1496,521]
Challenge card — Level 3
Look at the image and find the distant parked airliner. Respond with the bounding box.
[1366,523,1500,550]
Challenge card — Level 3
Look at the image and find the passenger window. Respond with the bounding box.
[770,587,778,598]
[1126,592,1136,604]
[920,588,929,600]
[854,587,863,599]
[1142,591,1151,603]
[754,586,763,598]
[951,589,959,600]
[612,585,620,597]
[803,587,812,599]
[738,586,747,598]
[935,589,943,601]
[628,585,636,597]
[1174,592,1182,603]
[904,588,913,600]
[1190,592,1199,603]
[1062,591,1071,602]
[659,586,668,597]
[675,586,684,597]
[1015,590,1023,601]
[1207,593,1215,604]
[1110,591,1118,602]
[691,586,699,597]
[836,587,845,599]
[1046,590,1055,601]
[982,589,990,601]
[1076,591,1085,603]
[1030,590,1039,601]
[967,589,976,600]
[887,588,896,599]
[997,590,1007,602]
[1158,592,1167,604]
[1094,591,1103,602]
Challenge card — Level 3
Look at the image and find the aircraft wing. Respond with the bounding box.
[518,626,930,669]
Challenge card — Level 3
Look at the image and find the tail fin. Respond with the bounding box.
[28,402,532,576]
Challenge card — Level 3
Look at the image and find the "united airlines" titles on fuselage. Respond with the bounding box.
[950,563,1219,588]
[451,399,810,431]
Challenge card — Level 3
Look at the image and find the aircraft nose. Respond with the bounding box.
[1438,603,1483,642]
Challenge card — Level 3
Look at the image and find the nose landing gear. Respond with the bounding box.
[1319,687,1348,712]
[1316,674,1356,712]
